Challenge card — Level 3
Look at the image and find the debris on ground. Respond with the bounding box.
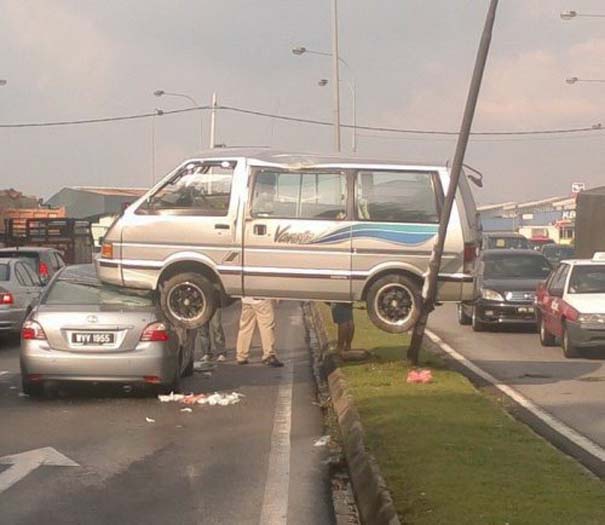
[157,391,244,407]
[158,392,185,402]
[180,407,193,413]
[314,435,331,447]
[406,369,433,384]
[145,417,156,423]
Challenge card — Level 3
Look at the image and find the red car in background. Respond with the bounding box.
[536,253,605,358]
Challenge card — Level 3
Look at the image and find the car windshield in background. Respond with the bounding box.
[487,237,530,250]
[484,254,551,279]
[0,264,8,281]
[568,265,605,294]
[44,280,154,307]
[0,252,38,270]
[543,246,575,260]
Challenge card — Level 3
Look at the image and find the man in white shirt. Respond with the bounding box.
[236,297,283,367]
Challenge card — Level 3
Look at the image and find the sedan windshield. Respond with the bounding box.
[483,254,551,279]
[44,280,154,307]
[568,265,605,294]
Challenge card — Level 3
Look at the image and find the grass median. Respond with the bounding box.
[320,305,605,525]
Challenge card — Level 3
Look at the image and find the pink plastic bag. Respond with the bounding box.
[406,369,433,384]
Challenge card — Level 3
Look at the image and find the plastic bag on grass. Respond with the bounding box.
[406,369,433,384]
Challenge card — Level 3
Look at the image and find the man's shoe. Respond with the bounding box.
[237,359,249,365]
[216,354,226,362]
[263,356,284,368]
[201,354,213,362]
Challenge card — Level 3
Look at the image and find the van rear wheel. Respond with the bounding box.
[159,272,217,330]
[366,274,421,333]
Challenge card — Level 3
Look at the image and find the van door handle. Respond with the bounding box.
[253,224,267,235]
[215,224,230,230]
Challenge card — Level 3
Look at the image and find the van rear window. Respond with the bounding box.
[0,264,9,281]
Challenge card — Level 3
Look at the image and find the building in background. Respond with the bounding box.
[46,187,146,221]
[479,194,577,245]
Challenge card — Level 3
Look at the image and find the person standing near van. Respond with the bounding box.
[236,298,284,367]
[199,307,226,362]
[331,303,355,354]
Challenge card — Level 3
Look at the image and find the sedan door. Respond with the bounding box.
[541,263,570,338]
[13,262,39,321]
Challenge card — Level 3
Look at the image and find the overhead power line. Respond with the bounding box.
[0,103,603,138]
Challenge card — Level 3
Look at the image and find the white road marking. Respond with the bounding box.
[259,362,294,525]
[0,447,79,494]
[426,329,605,463]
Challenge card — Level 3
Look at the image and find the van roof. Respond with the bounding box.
[190,148,447,171]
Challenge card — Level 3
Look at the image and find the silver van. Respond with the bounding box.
[96,150,479,333]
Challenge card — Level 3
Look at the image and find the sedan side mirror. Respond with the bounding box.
[549,288,563,298]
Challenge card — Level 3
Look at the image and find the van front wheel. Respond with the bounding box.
[159,272,217,330]
[366,274,422,334]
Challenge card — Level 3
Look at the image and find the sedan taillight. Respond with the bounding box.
[39,262,49,278]
[140,322,169,342]
[22,320,47,340]
[0,292,14,305]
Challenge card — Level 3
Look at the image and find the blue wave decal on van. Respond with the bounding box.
[312,223,438,246]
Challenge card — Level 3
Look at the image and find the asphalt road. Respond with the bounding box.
[429,304,605,449]
[0,301,334,525]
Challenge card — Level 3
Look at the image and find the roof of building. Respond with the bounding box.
[69,187,147,197]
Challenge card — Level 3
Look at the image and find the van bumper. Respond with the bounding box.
[96,258,160,290]
[437,273,474,301]
[95,258,123,286]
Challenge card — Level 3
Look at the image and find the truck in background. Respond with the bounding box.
[574,186,605,259]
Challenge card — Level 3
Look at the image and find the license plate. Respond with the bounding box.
[518,307,534,314]
[71,332,115,345]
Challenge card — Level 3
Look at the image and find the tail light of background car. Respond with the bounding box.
[22,320,47,340]
[38,262,49,279]
[140,322,169,342]
[0,292,14,305]
[463,242,478,273]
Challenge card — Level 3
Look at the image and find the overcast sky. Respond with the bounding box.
[1,0,605,205]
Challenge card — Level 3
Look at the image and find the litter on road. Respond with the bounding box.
[145,417,156,423]
[157,391,244,407]
[180,408,193,413]
[406,369,433,384]
[193,361,216,373]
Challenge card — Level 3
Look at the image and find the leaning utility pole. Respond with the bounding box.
[407,0,499,364]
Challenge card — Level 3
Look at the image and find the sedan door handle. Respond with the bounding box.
[215,224,230,230]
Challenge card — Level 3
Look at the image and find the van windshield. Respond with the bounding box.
[140,161,234,216]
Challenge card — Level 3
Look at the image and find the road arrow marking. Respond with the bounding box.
[0,447,79,494]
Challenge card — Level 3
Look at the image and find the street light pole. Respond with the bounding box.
[566,76,605,84]
[153,90,203,148]
[331,0,342,152]
[151,109,164,185]
[561,10,605,20]
[407,0,499,364]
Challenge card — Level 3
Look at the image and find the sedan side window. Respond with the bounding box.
[548,264,569,293]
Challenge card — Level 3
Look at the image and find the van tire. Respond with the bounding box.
[366,274,422,333]
[159,272,217,330]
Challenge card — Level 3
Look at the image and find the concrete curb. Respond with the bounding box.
[306,303,401,525]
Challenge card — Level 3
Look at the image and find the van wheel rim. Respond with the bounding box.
[167,282,206,322]
[374,283,414,327]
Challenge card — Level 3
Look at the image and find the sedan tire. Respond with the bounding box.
[471,306,487,332]
[457,303,472,326]
[562,324,580,359]
[538,315,556,347]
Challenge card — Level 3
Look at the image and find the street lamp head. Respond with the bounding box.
[153,90,165,97]
[566,76,579,84]
[560,10,577,20]
[291,46,307,56]
[155,108,164,116]
[0,80,6,86]
[317,78,329,87]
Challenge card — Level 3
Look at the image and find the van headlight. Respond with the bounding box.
[577,314,605,325]
[481,288,504,302]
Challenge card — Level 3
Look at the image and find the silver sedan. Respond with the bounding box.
[0,258,44,334]
[20,265,195,396]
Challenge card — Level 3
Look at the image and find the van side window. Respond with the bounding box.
[139,161,234,216]
[356,171,439,223]
[251,171,347,220]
